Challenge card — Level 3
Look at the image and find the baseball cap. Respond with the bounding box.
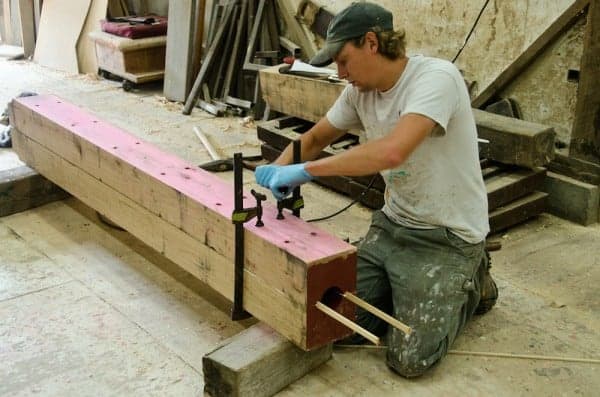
[309,2,394,67]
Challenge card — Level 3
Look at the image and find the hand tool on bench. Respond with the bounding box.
[194,126,263,172]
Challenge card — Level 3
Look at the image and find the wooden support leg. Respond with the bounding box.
[203,323,332,397]
[0,165,69,217]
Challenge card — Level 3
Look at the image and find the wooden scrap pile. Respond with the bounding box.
[182,0,318,117]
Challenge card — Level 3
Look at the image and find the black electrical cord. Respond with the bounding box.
[306,174,377,223]
[452,0,491,63]
[307,1,490,223]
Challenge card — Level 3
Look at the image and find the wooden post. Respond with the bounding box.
[570,0,600,164]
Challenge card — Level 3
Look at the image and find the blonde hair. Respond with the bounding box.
[352,29,407,60]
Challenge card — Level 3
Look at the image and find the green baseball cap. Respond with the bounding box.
[309,2,394,67]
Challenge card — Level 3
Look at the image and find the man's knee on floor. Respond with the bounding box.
[385,336,448,378]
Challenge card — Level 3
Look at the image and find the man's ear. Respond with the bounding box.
[365,31,379,53]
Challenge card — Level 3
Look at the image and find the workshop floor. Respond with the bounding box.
[0,58,598,396]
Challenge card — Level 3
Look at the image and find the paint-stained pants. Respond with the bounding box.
[354,210,485,377]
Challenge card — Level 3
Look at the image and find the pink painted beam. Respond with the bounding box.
[10,95,357,350]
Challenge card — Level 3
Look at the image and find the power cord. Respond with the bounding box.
[306,174,377,223]
[452,0,491,63]
[306,1,491,222]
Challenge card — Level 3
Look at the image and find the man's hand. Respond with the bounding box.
[255,163,314,200]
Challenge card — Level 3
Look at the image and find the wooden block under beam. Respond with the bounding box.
[10,95,356,350]
[0,165,69,217]
[203,323,332,397]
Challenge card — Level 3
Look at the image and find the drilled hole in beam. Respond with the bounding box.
[320,286,344,310]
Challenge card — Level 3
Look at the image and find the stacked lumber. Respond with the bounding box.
[182,0,317,116]
[9,95,357,351]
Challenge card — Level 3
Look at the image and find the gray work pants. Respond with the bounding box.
[355,210,485,377]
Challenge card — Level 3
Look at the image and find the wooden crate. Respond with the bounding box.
[88,31,166,85]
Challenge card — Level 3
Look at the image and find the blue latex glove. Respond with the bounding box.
[255,163,314,200]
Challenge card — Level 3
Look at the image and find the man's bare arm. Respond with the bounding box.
[305,113,436,177]
[274,118,347,165]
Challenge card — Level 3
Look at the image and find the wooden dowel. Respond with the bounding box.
[193,127,221,161]
[448,350,600,364]
[334,345,600,364]
[342,292,412,335]
[315,302,380,346]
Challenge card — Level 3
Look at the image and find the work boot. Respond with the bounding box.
[475,250,498,315]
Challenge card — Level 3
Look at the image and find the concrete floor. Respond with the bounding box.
[0,58,599,396]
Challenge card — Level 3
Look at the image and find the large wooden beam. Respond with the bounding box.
[473,109,556,168]
[259,65,556,168]
[9,95,356,351]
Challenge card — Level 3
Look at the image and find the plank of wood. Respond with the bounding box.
[76,0,108,74]
[489,191,548,233]
[8,0,20,46]
[9,94,357,350]
[32,0,40,39]
[472,0,590,109]
[486,167,546,210]
[570,0,600,164]
[547,152,600,185]
[164,0,197,102]
[34,0,92,74]
[17,0,35,56]
[0,165,69,217]
[1,0,10,44]
[203,323,332,397]
[474,109,556,168]
[259,65,341,123]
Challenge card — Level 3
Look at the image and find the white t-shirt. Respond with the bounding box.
[326,55,489,243]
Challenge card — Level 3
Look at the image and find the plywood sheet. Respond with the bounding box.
[77,0,108,74]
[33,0,91,73]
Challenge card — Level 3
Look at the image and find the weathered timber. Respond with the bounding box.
[543,172,599,225]
[473,109,556,168]
[547,153,600,185]
[203,323,331,397]
[9,95,356,350]
[164,0,197,102]
[486,167,546,210]
[488,191,548,233]
[0,165,69,217]
[259,65,557,168]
